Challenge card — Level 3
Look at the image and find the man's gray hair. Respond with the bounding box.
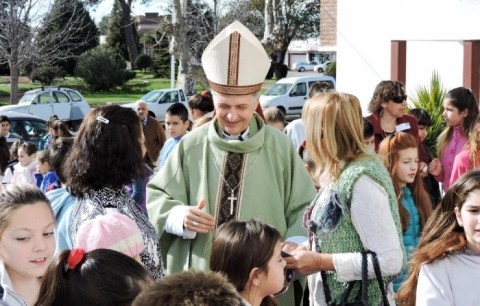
[135,100,148,109]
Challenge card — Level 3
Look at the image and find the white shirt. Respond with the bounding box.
[284,119,305,151]
[416,249,480,306]
[309,175,403,306]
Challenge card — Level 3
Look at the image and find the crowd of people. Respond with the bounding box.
[0,20,479,306]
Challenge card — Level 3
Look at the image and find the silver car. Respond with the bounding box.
[292,61,319,72]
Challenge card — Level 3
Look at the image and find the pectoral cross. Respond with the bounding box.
[228,190,238,215]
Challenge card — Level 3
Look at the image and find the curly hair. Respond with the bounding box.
[65,105,143,198]
[368,80,406,114]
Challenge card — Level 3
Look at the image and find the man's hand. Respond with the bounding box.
[183,199,215,233]
[284,250,323,275]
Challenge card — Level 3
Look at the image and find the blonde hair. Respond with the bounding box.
[303,92,369,184]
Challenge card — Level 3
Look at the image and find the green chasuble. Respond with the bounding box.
[147,113,316,304]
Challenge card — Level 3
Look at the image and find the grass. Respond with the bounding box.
[0,71,279,106]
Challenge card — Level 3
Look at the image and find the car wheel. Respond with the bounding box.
[317,68,324,73]
[299,67,305,72]
[277,106,286,116]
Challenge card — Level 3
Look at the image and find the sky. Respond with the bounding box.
[88,0,168,23]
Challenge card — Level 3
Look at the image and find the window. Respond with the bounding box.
[54,91,70,103]
[38,93,54,104]
[179,90,186,101]
[291,83,307,96]
[67,90,83,102]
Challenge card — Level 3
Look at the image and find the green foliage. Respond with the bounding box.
[31,66,66,85]
[409,71,447,155]
[105,1,141,62]
[39,0,99,75]
[134,54,153,72]
[325,61,336,79]
[75,47,136,91]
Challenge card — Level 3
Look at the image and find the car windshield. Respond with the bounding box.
[265,84,293,96]
[19,93,35,104]
[141,91,164,103]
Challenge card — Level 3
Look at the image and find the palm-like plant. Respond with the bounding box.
[409,71,447,156]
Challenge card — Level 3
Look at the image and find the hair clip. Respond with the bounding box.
[96,116,109,124]
[201,91,208,98]
[64,248,85,272]
[467,88,473,94]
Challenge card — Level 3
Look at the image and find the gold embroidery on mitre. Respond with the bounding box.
[228,32,241,86]
[209,81,263,96]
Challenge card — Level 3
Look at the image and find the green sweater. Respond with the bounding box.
[311,157,404,305]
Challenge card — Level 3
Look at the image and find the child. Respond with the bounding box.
[34,150,60,192]
[264,107,286,131]
[38,115,59,150]
[75,212,145,262]
[188,90,214,122]
[132,270,245,306]
[450,118,480,186]
[158,102,190,168]
[396,169,480,305]
[378,132,432,292]
[0,183,56,306]
[11,142,37,186]
[2,140,22,184]
[408,108,441,206]
[210,219,287,306]
[363,117,376,151]
[429,87,479,191]
[34,248,152,306]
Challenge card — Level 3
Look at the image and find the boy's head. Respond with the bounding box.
[0,115,10,137]
[165,103,190,138]
[263,107,286,131]
[408,108,432,142]
[362,118,375,151]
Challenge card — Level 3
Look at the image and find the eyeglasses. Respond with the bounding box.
[391,95,407,103]
[274,251,296,297]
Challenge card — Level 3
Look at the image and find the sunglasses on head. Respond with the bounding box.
[391,95,407,103]
[274,251,296,297]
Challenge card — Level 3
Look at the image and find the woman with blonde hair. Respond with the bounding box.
[285,92,404,305]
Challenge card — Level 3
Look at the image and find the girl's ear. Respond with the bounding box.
[248,267,264,287]
[454,207,463,227]
[462,108,468,117]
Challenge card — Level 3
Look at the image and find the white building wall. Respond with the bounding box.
[337,0,480,113]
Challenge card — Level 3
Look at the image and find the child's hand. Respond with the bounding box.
[428,158,442,177]
[419,161,428,178]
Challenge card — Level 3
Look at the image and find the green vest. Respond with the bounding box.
[312,157,404,305]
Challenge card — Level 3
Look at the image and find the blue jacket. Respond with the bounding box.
[47,188,75,252]
[35,171,61,192]
[393,187,421,292]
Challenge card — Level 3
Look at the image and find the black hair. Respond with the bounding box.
[188,91,214,114]
[166,103,189,122]
[65,105,144,198]
[0,115,10,124]
[49,137,74,184]
[363,117,374,138]
[408,108,433,127]
[34,248,152,306]
[19,142,38,156]
[0,137,9,175]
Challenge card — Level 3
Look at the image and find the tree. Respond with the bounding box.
[98,15,109,35]
[263,0,320,64]
[75,46,136,91]
[134,54,152,72]
[88,0,141,64]
[0,0,99,104]
[221,0,264,39]
[105,0,141,63]
[169,0,215,95]
[39,0,99,75]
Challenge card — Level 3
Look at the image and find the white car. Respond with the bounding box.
[313,61,332,73]
[0,87,91,130]
[123,88,188,122]
[260,75,336,116]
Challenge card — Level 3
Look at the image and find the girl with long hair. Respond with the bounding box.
[429,87,479,191]
[396,170,480,305]
[378,132,432,291]
[450,118,480,186]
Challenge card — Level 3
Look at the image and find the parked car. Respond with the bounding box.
[259,75,336,116]
[0,111,48,147]
[313,61,333,73]
[0,86,91,131]
[292,61,319,72]
[123,88,188,122]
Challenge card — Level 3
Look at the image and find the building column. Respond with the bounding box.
[463,40,480,101]
[391,41,407,85]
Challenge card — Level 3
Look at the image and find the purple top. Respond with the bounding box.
[440,126,467,190]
